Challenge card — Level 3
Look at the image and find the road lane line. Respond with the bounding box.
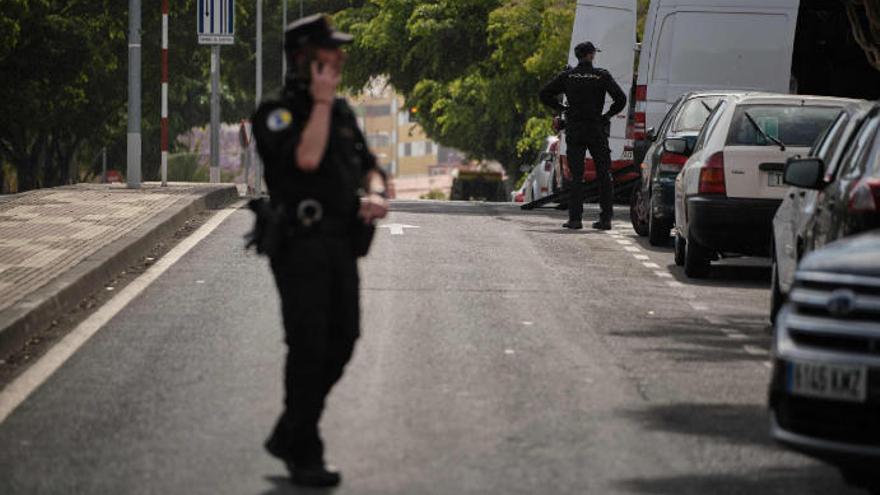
[633,254,650,260]
[642,262,660,269]
[624,246,641,252]
[665,281,684,288]
[0,202,243,425]
[720,328,749,340]
[743,345,767,356]
[689,302,708,311]
[653,271,672,278]
[704,315,727,326]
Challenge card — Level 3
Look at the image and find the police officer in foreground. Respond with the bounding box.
[251,13,388,488]
[539,41,626,230]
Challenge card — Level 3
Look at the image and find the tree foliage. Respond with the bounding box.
[0,0,358,193]
[337,0,574,173]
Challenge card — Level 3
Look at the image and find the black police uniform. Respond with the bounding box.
[251,45,379,474]
[539,49,626,227]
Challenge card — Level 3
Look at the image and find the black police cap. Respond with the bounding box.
[284,13,353,53]
[574,41,601,58]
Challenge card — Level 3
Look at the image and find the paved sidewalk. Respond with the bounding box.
[0,182,239,354]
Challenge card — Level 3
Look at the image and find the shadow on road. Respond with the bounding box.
[623,402,772,447]
[609,314,771,364]
[614,403,857,493]
[614,467,850,495]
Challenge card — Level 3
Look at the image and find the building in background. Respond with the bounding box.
[348,79,453,178]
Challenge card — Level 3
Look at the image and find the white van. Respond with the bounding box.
[557,0,638,174]
[633,0,880,155]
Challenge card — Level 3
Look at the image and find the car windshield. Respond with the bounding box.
[671,97,721,132]
[726,105,842,147]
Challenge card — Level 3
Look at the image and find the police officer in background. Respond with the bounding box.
[539,41,626,230]
[251,14,388,487]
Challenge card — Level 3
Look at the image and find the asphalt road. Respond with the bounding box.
[0,201,862,494]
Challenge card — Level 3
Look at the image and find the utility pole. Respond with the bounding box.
[282,0,287,82]
[255,0,263,195]
[127,0,142,188]
[160,0,169,186]
[210,45,221,183]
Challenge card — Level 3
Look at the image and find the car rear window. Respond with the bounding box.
[726,105,842,147]
[672,97,721,132]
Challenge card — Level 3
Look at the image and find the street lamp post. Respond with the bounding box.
[127,0,142,188]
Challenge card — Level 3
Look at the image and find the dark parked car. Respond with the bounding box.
[630,92,730,245]
[771,101,878,322]
[769,230,880,494]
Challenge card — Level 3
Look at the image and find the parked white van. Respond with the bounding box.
[555,0,638,187]
[632,0,880,158]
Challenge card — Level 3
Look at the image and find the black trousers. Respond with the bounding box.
[566,124,614,224]
[266,235,360,467]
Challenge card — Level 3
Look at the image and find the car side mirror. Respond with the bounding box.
[646,127,657,142]
[663,137,689,156]
[784,157,825,189]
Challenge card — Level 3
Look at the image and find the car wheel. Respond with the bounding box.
[630,188,649,237]
[684,231,711,278]
[770,250,786,325]
[674,233,686,266]
[648,206,671,246]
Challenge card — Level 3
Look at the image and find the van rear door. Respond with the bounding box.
[562,0,637,165]
[640,0,800,133]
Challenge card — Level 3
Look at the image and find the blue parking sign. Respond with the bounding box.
[198,0,235,45]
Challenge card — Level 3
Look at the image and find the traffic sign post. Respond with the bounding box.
[198,0,235,45]
[198,0,234,184]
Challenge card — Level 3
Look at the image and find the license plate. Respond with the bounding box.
[768,171,784,187]
[787,360,867,402]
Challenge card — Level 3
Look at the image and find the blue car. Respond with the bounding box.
[630,91,734,245]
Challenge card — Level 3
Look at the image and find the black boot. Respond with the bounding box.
[592,220,612,230]
[563,220,583,229]
[288,463,342,488]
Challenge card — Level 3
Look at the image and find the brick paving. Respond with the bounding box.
[0,183,221,313]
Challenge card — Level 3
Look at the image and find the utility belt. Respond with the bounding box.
[245,197,374,258]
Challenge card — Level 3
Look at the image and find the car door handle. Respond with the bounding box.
[799,191,806,197]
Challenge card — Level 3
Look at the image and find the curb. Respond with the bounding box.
[0,185,240,357]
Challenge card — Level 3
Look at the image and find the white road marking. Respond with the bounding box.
[381,223,420,235]
[616,239,633,245]
[743,345,767,356]
[642,262,660,269]
[633,254,650,260]
[504,349,515,355]
[704,315,727,326]
[763,361,773,369]
[624,246,641,253]
[689,302,709,311]
[0,202,243,425]
[522,321,534,326]
[720,328,749,340]
[654,271,672,278]
[665,281,684,288]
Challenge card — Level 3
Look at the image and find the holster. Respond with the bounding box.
[244,198,288,258]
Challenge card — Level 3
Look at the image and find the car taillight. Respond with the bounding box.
[848,177,880,212]
[658,151,688,174]
[698,151,726,195]
[634,85,647,141]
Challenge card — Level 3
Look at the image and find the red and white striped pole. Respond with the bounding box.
[160,0,169,186]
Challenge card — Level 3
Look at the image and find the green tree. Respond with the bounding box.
[336,0,574,175]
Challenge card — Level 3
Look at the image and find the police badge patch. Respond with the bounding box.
[266,108,292,132]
